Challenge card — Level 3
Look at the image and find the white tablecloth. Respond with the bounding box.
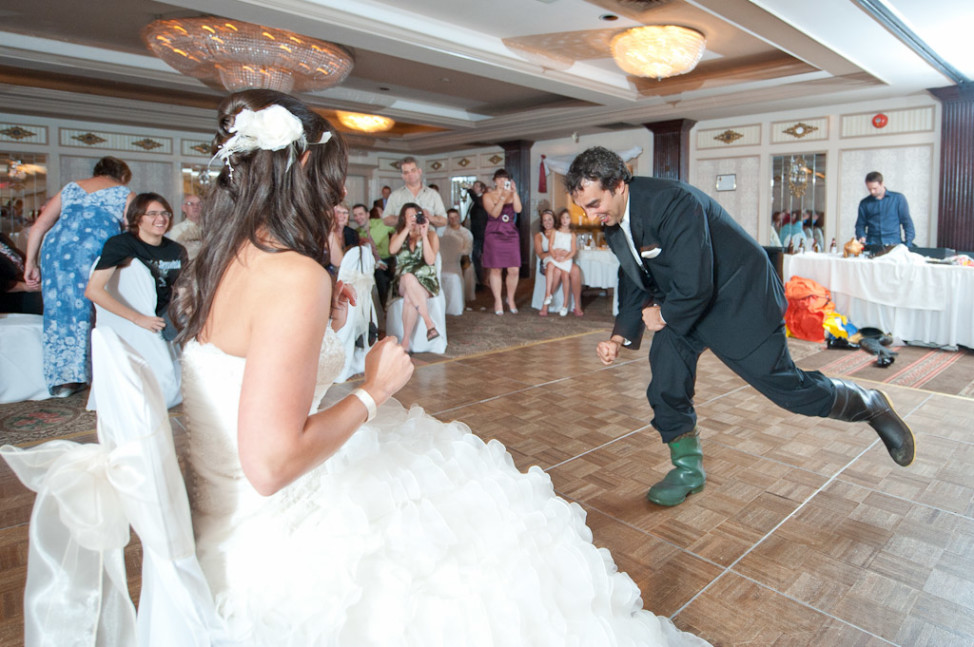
[576,249,619,288]
[576,248,619,315]
[783,252,974,348]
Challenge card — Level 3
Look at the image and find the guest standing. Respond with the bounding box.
[482,169,521,315]
[167,193,203,260]
[856,171,915,252]
[85,193,187,341]
[466,180,489,286]
[23,156,134,397]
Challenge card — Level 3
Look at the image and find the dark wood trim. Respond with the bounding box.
[499,139,534,277]
[643,119,696,182]
[929,83,974,252]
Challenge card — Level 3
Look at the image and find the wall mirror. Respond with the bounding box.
[771,152,826,250]
[1,153,48,240]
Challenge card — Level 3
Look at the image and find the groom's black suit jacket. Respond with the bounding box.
[606,177,786,360]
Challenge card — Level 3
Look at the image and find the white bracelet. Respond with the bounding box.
[351,388,377,423]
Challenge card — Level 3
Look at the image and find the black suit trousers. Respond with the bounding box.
[647,323,836,443]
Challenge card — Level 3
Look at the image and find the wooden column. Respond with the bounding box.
[643,119,696,181]
[499,139,533,277]
[929,83,974,253]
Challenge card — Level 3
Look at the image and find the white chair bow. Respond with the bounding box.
[87,258,182,410]
[1,328,229,646]
[335,246,378,382]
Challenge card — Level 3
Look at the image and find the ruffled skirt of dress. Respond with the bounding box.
[193,399,710,647]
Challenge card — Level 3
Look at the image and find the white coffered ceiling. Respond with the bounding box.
[0,0,970,153]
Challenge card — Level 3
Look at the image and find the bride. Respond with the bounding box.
[175,89,709,646]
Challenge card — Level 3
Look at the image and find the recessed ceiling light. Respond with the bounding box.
[600,14,619,21]
[378,86,390,91]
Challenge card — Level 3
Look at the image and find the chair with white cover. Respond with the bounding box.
[87,258,181,410]
[0,313,49,403]
[0,328,231,646]
[438,232,467,316]
[385,254,448,354]
[531,257,573,312]
[335,245,378,382]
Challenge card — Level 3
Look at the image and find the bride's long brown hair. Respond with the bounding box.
[173,89,348,341]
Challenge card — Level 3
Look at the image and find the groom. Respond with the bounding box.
[566,147,915,507]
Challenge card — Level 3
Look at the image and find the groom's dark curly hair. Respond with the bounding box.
[564,147,632,195]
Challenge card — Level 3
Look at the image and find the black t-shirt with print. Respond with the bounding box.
[95,232,187,316]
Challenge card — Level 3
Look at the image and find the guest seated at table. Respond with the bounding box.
[1,232,42,314]
[85,193,187,341]
[534,209,556,314]
[366,204,396,309]
[541,208,582,317]
[389,203,440,352]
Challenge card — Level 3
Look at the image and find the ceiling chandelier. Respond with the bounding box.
[335,111,395,133]
[142,17,354,94]
[610,25,706,80]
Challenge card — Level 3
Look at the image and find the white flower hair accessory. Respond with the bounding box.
[212,103,333,178]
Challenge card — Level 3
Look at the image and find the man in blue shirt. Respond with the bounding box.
[855,171,915,251]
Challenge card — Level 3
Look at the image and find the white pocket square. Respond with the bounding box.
[640,247,662,259]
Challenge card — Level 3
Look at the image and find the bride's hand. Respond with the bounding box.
[362,337,413,403]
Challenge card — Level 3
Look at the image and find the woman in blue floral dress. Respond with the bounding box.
[24,157,134,397]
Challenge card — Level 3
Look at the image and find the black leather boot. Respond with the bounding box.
[828,378,915,466]
[647,431,705,506]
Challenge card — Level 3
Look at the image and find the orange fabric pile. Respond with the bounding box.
[784,276,835,342]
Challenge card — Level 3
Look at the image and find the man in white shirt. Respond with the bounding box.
[167,193,202,259]
[383,157,447,229]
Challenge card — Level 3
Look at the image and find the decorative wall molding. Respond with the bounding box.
[426,158,447,172]
[772,117,828,143]
[181,140,212,157]
[481,152,505,167]
[378,157,403,172]
[696,124,760,149]
[59,128,173,154]
[450,156,475,171]
[0,123,47,144]
[840,106,934,138]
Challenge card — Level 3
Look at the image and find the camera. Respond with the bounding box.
[504,180,511,190]
[415,211,426,224]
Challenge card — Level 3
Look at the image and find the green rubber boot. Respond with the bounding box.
[647,433,705,506]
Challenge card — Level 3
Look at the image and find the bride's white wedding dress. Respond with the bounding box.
[181,328,710,646]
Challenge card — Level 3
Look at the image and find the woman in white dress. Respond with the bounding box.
[174,89,709,646]
[542,208,582,316]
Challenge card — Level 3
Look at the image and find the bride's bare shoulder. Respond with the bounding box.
[235,245,329,291]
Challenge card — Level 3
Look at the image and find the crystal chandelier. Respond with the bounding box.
[610,25,706,80]
[142,18,354,94]
[335,111,396,133]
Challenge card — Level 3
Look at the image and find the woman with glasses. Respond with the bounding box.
[23,156,134,397]
[85,193,187,341]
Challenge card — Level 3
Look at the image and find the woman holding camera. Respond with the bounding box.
[389,202,440,352]
[482,168,521,315]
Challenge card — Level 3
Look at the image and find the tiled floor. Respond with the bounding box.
[2,330,972,645]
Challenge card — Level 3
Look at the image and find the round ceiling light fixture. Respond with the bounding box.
[610,25,706,80]
[142,17,354,93]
